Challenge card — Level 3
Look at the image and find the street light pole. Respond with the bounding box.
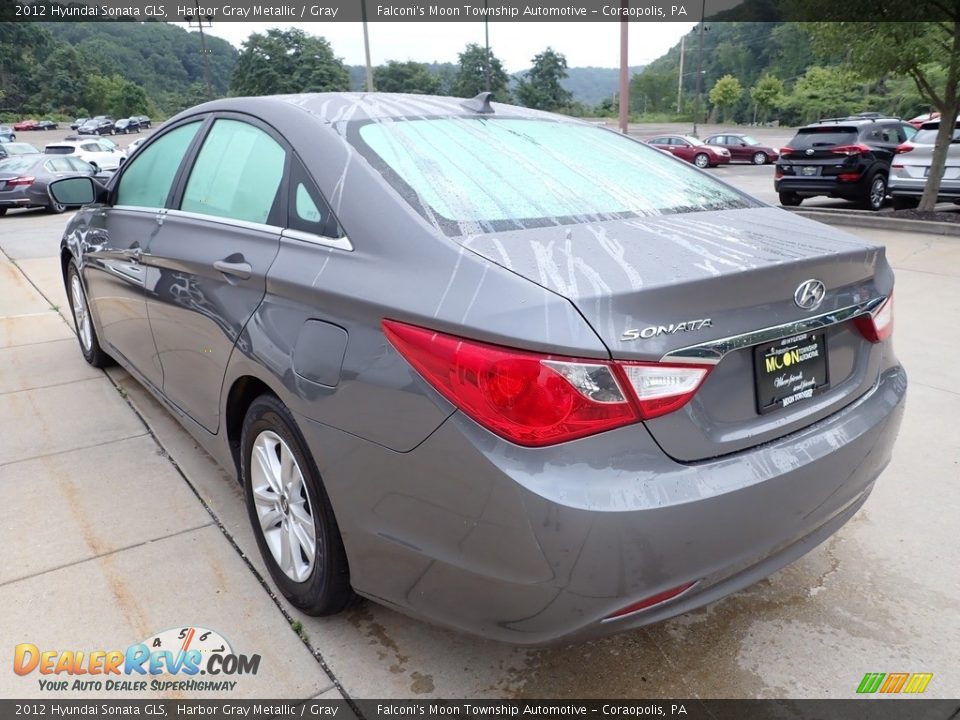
[676,34,685,114]
[189,0,214,101]
[618,0,629,134]
[693,0,706,136]
[361,0,375,91]
[484,0,491,92]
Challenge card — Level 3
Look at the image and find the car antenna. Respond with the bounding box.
[460,92,495,114]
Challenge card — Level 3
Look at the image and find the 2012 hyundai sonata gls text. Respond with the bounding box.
[50,93,906,645]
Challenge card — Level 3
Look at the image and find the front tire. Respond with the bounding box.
[779,191,803,207]
[752,152,768,165]
[865,173,887,211]
[66,261,111,368]
[46,201,67,214]
[694,153,710,169]
[241,394,355,616]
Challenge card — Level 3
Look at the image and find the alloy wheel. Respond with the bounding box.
[694,153,709,168]
[70,274,92,351]
[250,430,317,583]
[869,176,886,210]
[752,152,767,165]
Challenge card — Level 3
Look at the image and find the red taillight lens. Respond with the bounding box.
[831,143,871,156]
[604,581,699,620]
[896,143,914,154]
[382,320,712,446]
[6,176,35,188]
[854,295,894,343]
[774,168,784,179]
[780,146,795,156]
[837,172,863,182]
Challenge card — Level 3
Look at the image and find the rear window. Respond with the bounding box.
[44,146,74,155]
[353,118,751,235]
[790,127,858,149]
[0,157,39,173]
[914,124,960,144]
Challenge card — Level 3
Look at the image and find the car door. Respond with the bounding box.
[81,119,204,390]
[672,138,695,162]
[143,115,286,433]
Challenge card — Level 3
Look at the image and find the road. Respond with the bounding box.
[0,131,958,701]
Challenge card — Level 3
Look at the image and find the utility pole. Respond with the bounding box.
[618,0,629,134]
[484,0,491,92]
[361,0,375,91]
[676,34,685,114]
[188,0,214,100]
[693,0,706,136]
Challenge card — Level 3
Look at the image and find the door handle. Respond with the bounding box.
[213,259,252,280]
[121,247,142,262]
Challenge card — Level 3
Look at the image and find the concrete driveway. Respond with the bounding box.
[0,203,957,700]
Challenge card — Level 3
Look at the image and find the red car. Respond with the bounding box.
[703,133,780,165]
[907,112,939,129]
[644,134,730,168]
[13,119,39,132]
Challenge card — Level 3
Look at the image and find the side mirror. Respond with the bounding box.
[49,176,101,206]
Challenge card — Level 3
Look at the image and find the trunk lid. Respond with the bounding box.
[461,206,892,461]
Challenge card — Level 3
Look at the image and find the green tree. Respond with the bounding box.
[807,16,960,211]
[709,74,743,121]
[781,66,864,124]
[629,68,675,114]
[230,29,349,97]
[373,61,441,95]
[451,43,510,101]
[32,44,86,115]
[750,74,785,123]
[515,47,573,111]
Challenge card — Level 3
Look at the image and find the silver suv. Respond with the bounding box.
[889,119,960,209]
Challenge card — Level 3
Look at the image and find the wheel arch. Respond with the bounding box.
[224,374,280,479]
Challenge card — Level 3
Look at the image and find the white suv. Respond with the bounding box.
[44,138,126,171]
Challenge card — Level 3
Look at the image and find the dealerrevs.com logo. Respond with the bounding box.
[13,626,261,693]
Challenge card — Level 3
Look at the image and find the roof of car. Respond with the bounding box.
[804,116,902,127]
[46,139,102,148]
[184,92,568,125]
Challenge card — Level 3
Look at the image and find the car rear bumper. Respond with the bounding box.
[775,175,868,199]
[299,363,906,645]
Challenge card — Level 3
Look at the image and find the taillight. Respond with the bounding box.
[837,172,863,182]
[831,143,871,156]
[382,320,712,446]
[780,146,795,156]
[774,168,784,179]
[604,581,699,620]
[6,176,35,188]
[896,143,914,154]
[854,295,893,343]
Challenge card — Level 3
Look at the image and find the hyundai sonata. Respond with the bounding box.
[50,93,906,645]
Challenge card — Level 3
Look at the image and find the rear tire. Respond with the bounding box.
[241,394,355,616]
[892,196,920,211]
[779,192,803,207]
[66,260,112,368]
[864,173,887,211]
[0,208,7,217]
[46,201,67,214]
[752,152,768,165]
[694,153,710,169]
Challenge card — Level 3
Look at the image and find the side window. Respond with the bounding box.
[880,126,899,143]
[47,158,71,172]
[287,160,342,238]
[181,119,286,225]
[67,157,92,172]
[81,143,100,153]
[116,121,201,208]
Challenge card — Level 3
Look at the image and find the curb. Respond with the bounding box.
[787,208,960,237]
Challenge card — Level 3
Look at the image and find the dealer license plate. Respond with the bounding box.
[754,332,830,414]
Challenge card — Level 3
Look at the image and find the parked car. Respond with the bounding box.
[44,138,126,170]
[644,134,731,167]
[132,115,152,128]
[775,116,916,210]
[0,142,41,160]
[50,93,905,645]
[889,119,960,209]
[703,133,779,164]
[78,117,115,135]
[37,119,59,131]
[0,154,95,216]
[70,118,89,131]
[127,136,148,154]
[907,112,940,129]
[114,118,141,134]
[13,119,39,132]
[0,126,15,142]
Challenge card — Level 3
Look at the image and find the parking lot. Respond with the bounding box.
[1,136,958,701]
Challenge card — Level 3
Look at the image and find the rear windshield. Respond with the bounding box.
[44,146,74,155]
[352,117,751,235]
[914,124,960,144]
[790,127,858,149]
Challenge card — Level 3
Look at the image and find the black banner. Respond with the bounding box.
[1,700,959,720]
[3,0,959,23]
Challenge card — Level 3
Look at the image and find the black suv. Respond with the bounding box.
[78,116,115,136]
[775,117,916,211]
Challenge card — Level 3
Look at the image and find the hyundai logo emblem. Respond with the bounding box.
[794,279,826,311]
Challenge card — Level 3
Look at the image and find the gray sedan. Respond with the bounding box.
[890,119,960,208]
[0,154,95,215]
[50,93,906,645]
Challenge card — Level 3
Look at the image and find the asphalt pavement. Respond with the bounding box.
[0,153,958,701]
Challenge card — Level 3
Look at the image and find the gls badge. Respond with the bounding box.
[621,318,713,341]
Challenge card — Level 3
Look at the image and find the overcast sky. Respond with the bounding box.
[203,22,693,72]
